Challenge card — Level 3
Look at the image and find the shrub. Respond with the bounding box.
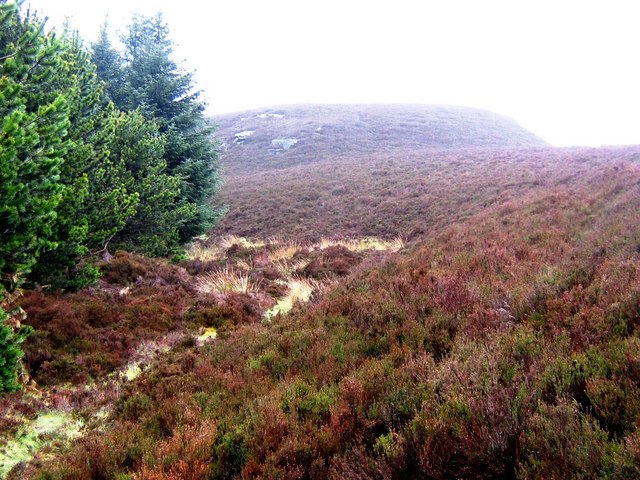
[210,426,248,480]
[518,401,615,479]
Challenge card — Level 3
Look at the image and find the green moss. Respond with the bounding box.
[373,432,402,459]
[122,362,143,381]
[263,297,294,322]
[0,411,83,477]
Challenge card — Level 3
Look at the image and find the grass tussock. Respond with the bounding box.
[235,257,255,271]
[273,257,309,276]
[313,236,405,252]
[219,234,264,250]
[185,242,223,262]
[267,241,302,262]
[195,266,262,294]
[264,276,327,321]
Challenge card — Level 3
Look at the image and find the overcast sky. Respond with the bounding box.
[25,0,640,147]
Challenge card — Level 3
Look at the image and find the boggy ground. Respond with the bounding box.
[14,151,640,479]
[0,236,400,478]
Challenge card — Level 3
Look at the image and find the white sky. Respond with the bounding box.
[25,0,640,147]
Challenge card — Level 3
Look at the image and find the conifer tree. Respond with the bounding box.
[91,23,128,107]
[96,14,222,242]
[0,2,223,389]
[0,0,69,390]
[29,36,139,289]
[110,111,194,256]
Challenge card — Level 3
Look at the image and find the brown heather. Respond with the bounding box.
[213,117,637,240]
[4,105,640,479]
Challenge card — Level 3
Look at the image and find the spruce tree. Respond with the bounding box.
[110,111,194,256]
[91,23,129,107]
[96,14,222,242]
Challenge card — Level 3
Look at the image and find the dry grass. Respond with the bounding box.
[185,243,223,262]
[219,235,264,250]
[263,276,327,321]
[387,237,405,252]
[195,266,261,294]
[186,235,267,262]
[273,257,309,276]
[235,257,255,271]
[313,237,404,252]
[267,242,301,262]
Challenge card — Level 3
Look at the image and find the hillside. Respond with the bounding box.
[212,104,555,240]
[212,142,640,241]
[213,104,547,177]
[3,103,640,479]
[12,144,640,479]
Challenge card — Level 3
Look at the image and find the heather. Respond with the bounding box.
[0,235,399,477]
[213,144,640,240]
[6,148,639,478]
[2,4,640,476]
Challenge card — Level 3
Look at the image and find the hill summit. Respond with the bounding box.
[213,104,547,176]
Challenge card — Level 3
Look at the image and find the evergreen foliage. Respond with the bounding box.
[0,2,223,391]
[91,24,128,107]
[29,37,138,288]
[110,111,193,256]
[0,308,31,392]
[0,0,69,390]
[1,3,73,391]
[0,2,69,283]
[93,14,222,241]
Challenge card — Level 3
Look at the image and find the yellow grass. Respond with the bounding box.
[185,243,223,261]
[268,242,302,263]
[195,266,261,294]
[219,235,265,249]
[235,257,255,271]
[273,258,309,276]
[188,236,403,263]
[187,235,269,262]
[263,276,327,321]
[312,237,405,253]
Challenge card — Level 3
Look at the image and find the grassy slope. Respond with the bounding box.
[213,145,638,240]
[8,105,640,478]
[212,104,617,241]
[23,145,640,479]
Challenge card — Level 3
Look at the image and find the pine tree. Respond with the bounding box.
[0,0,69,390]
[0,308,31,392]
[29,34,139,289]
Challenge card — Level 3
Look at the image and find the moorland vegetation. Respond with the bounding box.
[11,146,640,480]
[1,1,640,478]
